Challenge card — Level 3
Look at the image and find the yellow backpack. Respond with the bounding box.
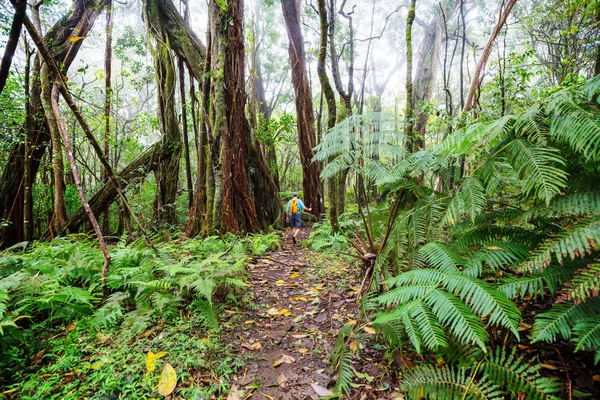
[289,199,298,214]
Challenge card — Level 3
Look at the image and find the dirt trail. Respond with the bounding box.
[223,230,367,399]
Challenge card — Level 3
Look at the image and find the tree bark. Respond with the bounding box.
[282,0,323,218]
[404,0,417,152]
[50,85,111,297]
[178,58,193,209]
[23,37,33,242]
[0,0,109,247]
[413,1,459,145]
[317,0,339,232]
[102,0,113,233]
[41,62,69,234]
[463,0,517,113]
[0,0,26,95]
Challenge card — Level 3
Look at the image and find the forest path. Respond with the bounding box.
[222,229,374,400]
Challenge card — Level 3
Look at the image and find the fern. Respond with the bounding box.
[400,364,502,400]
[519,214,600,272]
[572,316,600,354]
[556,263,600,304]
[531,298,600,343]
[376,268,520,351]
[400,347,561,400]
[480,347,562,400]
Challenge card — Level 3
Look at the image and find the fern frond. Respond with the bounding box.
[556,264,600,304]
[418,243,465,271]
[519,215,600,273]
[531,298,600,343]
[502,137,567,204]
[572,316,600,354]
[481,347,562,400]
[400,364,502,400]
[442,176,487,226]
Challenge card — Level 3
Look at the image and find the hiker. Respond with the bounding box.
[286,192,311,244]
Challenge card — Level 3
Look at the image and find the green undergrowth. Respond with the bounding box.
[0,232,281,399]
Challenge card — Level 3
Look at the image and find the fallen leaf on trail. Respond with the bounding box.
[363,326,376,334]
[242,342,262,351]
[540,363,559,370]
[349,339,359,352]
[224,310,237,314]
[244,320,255,324]
[518,322,533,331]
[227,384,240,400]
[146,351,167,372]
[291,334,307,339]
[297,348,309,355]
[278,309,292,317]
[315,285,323,290]
[311,383,333,397]
[290,273,299,279]
[67,36,85,42]
[157,363,177,396]
[293,296,307,302]
[275,280,285,285]
[267,307,279,316]
[273,354,296,367]
[278,373,288,386]
[593,375,600,382]
[201,338,211,344]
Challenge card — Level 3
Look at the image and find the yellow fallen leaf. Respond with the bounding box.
[201,338,211,344]
[67,36,85,42]
[242,342,262,351]
[157,363,177,396]
[273,354,296,367]
[315,285,323,290]
[487,245,504,250]
[275,280,285,285]
[293,296,307,302]
[290,273,299,279]
[146,351,167,372]
[278,309,292,317]
[540,363,559,370]
[349,339,359,352]
[244,320,255,324]
[593,375,600,382]
[267,307,279,316]
[297,348,309,354]
[363,326,376,334]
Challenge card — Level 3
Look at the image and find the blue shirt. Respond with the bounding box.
[286,198,305,215]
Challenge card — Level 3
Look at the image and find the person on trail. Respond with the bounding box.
[286,192,311,244]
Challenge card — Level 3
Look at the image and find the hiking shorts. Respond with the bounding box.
[289,213,302,228]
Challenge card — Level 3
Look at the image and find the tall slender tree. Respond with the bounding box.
[281,0,323,218]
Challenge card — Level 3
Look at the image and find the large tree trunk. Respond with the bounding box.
[143,0,182,226]
[317,0,339,232]
[281,0,323,218]
[0,0,109,246]
[41,62,69,234]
